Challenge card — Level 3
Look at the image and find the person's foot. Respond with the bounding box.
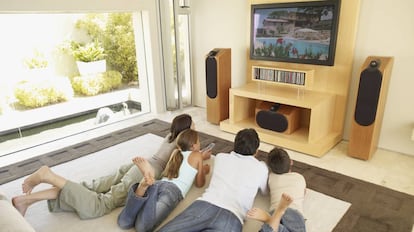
[247,207,271,222]
[22,166,49,194]
[132,157,155,185]
[132,157,155,196]
[276,193,293,214]
[12,195,29,216]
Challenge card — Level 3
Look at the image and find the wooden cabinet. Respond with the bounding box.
[220,82,338,157]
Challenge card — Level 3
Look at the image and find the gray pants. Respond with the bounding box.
[48,163,163,219]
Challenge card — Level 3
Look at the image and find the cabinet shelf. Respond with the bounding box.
[252,66,314,89]
[220,82,340,157]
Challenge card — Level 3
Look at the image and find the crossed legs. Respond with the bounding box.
[12,166,69,216]
[247,193,293,231]
[132,157,155,197]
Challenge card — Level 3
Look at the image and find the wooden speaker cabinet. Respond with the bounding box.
[205,48,231,124]
[348,56,394,160]
[255,101,300,134]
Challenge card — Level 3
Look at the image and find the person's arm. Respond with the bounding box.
[188,151,210,187]
[259,162,269,195]
[200,148,212,160]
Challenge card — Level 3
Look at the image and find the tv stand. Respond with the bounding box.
[220,82,339,157]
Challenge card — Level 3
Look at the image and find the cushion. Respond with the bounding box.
[0,193,36,232]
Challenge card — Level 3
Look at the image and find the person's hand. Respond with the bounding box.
[203,164,210,175]
[201,149,212,160]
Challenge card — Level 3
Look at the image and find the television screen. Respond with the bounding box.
[250,0,341,66]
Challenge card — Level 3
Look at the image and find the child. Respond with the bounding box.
[247,147,306,232]
[117,128,210,232]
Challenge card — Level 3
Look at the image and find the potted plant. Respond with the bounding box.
[72,40,107,75]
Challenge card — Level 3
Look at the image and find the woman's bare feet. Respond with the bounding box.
[22,166,50,194]
[132,157,155,196]
[12,187,60,216]
[12,195,29,216]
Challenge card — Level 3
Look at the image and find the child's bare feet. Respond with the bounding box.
[12,195,29,216]
[277,193,293,214]
[264,193,293,230]
[247,193,293,228]
[132,157,155,196]
[247,207,271,222]
[22,166,49,194]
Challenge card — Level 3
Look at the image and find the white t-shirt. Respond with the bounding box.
[268,172,306,215]
[199,151,268,224]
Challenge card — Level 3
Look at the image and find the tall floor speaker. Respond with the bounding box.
[205,48,231,124]
[348,56,394,160]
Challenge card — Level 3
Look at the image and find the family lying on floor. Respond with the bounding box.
[12,113,307,232]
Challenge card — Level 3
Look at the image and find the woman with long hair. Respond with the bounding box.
[12,114,211,219]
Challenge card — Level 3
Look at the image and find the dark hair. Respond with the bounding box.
[162,129,199,179]
[267,147,290,174]
[168,114,192,143]
[233,128,260,156]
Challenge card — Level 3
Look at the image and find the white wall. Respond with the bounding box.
[191,0,414,156]
[191,0,249,106]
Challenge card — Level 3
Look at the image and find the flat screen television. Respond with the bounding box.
[250,0,341,66]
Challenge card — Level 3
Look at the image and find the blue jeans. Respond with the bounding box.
[117,181,183,232]
[259,208,306,232]
[158,200,242,232]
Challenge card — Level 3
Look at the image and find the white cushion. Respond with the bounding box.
[0,194,36,232]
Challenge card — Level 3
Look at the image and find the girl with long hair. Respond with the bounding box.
[117,128,210,232]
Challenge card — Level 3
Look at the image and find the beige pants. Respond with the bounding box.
[48,163,163,219]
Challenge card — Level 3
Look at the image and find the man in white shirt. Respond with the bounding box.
[158,128,268,232]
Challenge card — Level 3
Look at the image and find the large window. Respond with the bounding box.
[0,12,151,156]
[160,0,193,110]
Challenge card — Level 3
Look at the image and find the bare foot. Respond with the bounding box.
[263,193,294,231]
[133,157,156,197]
[247,207,271,222]
[135,177,151,197]
[12,195,29,216]
[132,157,155,185]
[277,193,293,214]
[22,166,49,194]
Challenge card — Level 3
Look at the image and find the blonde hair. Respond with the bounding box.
[162,129,198,179]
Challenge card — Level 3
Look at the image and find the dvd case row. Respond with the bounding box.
[253,67,306,86]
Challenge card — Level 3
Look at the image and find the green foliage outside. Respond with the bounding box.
[14,77,74,108]
[24,50,48,69]
[71,40,106,62]
[71,70,122,96]
[75,13,138,84]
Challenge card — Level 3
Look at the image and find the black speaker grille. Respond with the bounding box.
[206,56,217,99]
[256,110,288,132]
[354,67,383,126]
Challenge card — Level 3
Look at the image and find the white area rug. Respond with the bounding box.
[0,134,350,232]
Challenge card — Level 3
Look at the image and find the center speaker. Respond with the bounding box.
[255,101,300,134]
[205,48,231,124]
